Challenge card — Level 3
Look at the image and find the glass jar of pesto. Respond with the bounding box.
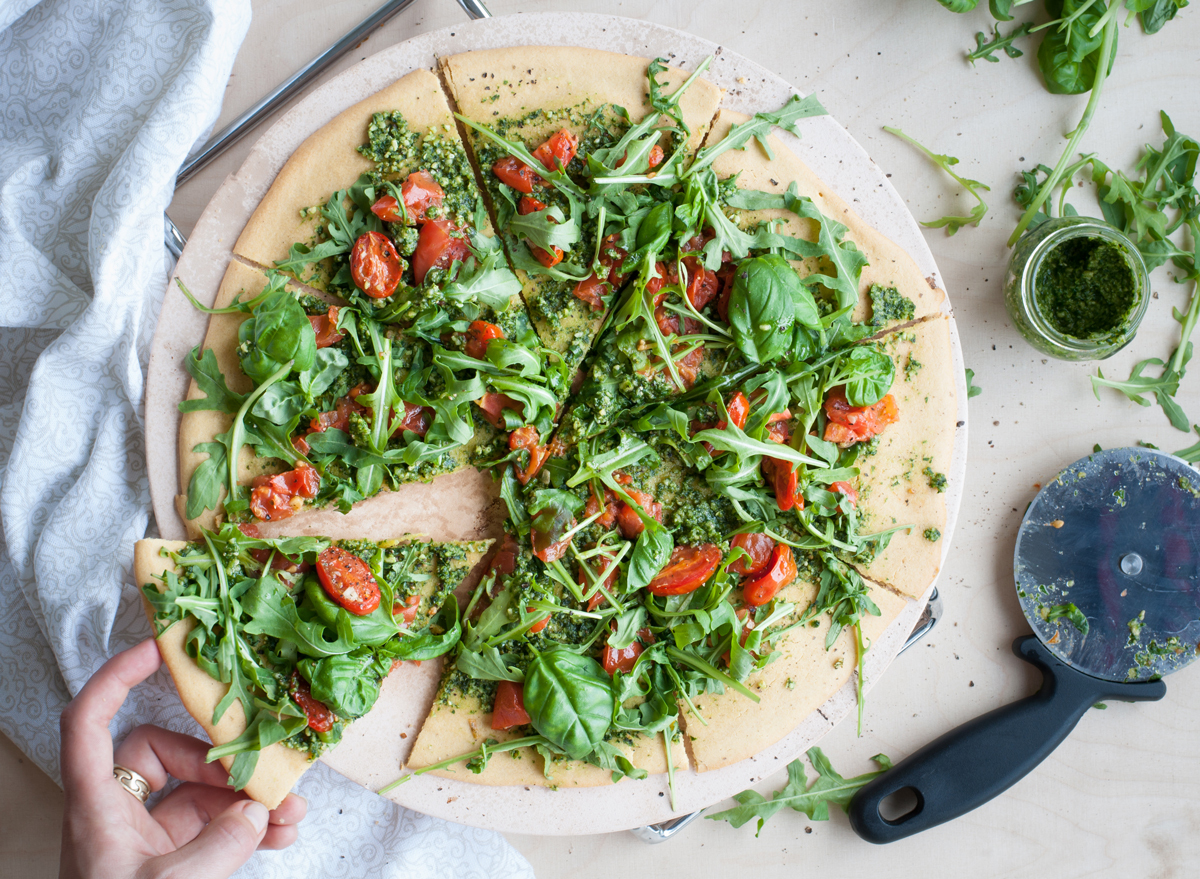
[1004,217,1150,361]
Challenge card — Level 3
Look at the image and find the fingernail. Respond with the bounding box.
[244,801,269,834]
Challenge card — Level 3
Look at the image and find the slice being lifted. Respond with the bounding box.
[137,525,491,808]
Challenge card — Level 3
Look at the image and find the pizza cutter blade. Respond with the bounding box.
[848,448,1200,843]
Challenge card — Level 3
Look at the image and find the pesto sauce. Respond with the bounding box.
[869,284,915,326]
[1035,236,1136,338]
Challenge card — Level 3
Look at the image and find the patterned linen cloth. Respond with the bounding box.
[0,2,534,876]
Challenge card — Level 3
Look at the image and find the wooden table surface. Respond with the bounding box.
[6,1,1199,875]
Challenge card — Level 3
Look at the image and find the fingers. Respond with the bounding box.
[60,638,162,791]
[152,784,307,851]
[113,725,230,792]
[146,799,270,879]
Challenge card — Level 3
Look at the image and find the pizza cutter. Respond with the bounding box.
[848,447,1200,843]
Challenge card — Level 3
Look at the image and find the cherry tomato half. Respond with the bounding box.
[684,256,719,311]
[517,195,546,215]
[465,320,505,360]
[400,169,444,221]
[602,640,643,676]
[309,306,345,348]
[830,480,859,507]
[397,401,433,438]
[488,532,521,577]
[572,273,608,310]
[509,425,550,486]
[743,543,797,607]
[290,673,334,733]
[823,388,900,446]
[249,462,320,523]
[492,156,537,194]
[585,484,618,530]
[491,680,531,730]
[762,456,804,513]
[580,555,620,611]
[393,594,422,624]
[528,610,551,634]
[370,194,404,224]
[412,218,469,284]
[474,392,524,429]
[729,532,776,577]
[350,231,404,299]
[316,546,382,616]
[532,129,579,172]
[616,487,662,540]
[647,144,665,168]
[529,242,564,268]
[646,544,722,596]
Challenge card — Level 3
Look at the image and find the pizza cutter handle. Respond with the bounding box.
[847,635,1166,844]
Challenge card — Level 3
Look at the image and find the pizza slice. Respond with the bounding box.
[440,48,722,377]
[137,524,491,808]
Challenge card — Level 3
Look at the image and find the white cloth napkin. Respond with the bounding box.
[0,1,534,875]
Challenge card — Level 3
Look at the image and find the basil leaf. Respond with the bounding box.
[728,255,799,364]
[383,596,463,662]
[626,520,673,592]
[841,346,896,407]
[456,645,525,682]
[301,654,383,719]
[298,347,348,400]
[523,649,615,760]
[302,577,398,647]
[251,380,305,424]
[1037,0,1114,95]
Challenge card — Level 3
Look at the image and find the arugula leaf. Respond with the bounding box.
[687,94,828,177]
[937,0,979,10]
[707,748,893,835]
[241,573,356,658]
[884,126,990,235]
[1043,601,1090,634]
[965,367,983,398]
[969,22,1035,63]
[179,347,246,414]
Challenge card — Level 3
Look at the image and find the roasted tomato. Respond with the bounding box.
[393,594,422,624]
[683,256,719,311]
[350,231,404,299]
[729,532,776,577]
[489,532,521,577]
[716,265,736,323]
[465,320,505,360]
[308,306,345,348]
[532,528,572,563]
[509,426,550,485]
[529,242,564,268]
[400,169,444,220]
[316,546,381,616]
[249,462,321,522]
[370,194,404,223]
[579,555,620,611]
[532,129,579,172]
[309,384,370,435]
[743,543,797,607]
[474,392,524,429]
[517,195,546,215]
[290,674,334,733]
[602,640,643,676]
[723,391,751,431]
[398,401,433,437]
[644,261,674,304]
[491,680,531,730]
[572,272,608,310]
[412,218,469,284]
[647,544,722,596]
[528,610,551,634]
[585,484,618,530]
[830,480,859,507]
[616,488,663,540]
[598,234,629,286]
[674,347,705,389]
[647,144,665,168]
[765,411,792,444]
[654,306,701,338]
[762,456,804,513]
[492,156,538,194]
[823,388,899,446]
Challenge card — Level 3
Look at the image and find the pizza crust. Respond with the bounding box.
[684,578,909,772]
[852,315,955,598]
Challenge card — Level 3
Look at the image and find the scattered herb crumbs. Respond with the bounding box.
[965,367,982,398]
[923,527,942,542]
[923,466,947,493]
[1042,602,1089,636]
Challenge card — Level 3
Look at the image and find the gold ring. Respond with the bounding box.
[113,764,152,804]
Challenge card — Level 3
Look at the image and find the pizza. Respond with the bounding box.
[143,47,955,808]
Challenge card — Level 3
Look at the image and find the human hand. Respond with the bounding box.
[58,638,307,879]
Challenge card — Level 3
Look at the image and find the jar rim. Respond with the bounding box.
[1019,219,1150,354]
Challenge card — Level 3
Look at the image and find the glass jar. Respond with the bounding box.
[1004,217,1150,361]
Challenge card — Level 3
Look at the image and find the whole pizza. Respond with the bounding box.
[136,47,956,811]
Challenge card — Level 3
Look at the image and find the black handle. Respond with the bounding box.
[848,636,1166,843]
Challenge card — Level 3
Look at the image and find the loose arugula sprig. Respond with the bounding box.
[884,126,991,235]
[707,747,893,835]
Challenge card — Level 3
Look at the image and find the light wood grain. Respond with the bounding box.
[11,0,1199,874]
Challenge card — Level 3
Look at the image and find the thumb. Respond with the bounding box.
[150,799,269,879]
